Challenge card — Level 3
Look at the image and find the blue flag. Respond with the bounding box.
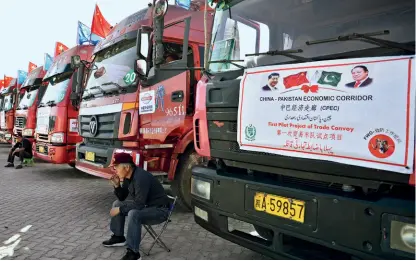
[44,53,53,71]
[77,21,101,46]
[176,0,191,10]
[17,70,27,85]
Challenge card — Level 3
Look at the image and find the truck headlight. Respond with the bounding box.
[22,128,34,136]
[191,176,212,200]
[391,221,415,254]
[51,132,64,143]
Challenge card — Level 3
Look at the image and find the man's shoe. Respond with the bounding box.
[15,165,23,169]
[102,235,126,247]
[121,249,141,260]
[4,163,14,167]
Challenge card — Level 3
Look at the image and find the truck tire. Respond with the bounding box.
[171,149,203,212]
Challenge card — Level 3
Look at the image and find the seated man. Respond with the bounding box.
[164,53,180,64]
[4,136,33,169]
[103,153,170,260]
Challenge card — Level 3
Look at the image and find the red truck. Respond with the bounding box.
[72,1,212,209]
[191,0,415,259]
[0,78,21,143]
[34,45,95,167]
[13,66,47,143]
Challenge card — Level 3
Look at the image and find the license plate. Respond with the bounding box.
[85,151,95,162]
[39,146,45,153]
[254,192,306,223]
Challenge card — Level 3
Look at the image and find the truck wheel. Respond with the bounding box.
[171,150,203,212]
[253,225,273,241]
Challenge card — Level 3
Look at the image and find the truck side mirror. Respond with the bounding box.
[134,59,148,79]
[71,55,82,69]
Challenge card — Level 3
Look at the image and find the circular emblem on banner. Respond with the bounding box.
[368,134,395,159]
[245,124,256,141]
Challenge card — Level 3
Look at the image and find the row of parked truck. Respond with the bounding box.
[0,0,415,259]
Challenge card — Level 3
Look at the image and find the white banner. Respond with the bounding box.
[36,107,51,134]
[139,90,155,115]
[238,56,415,174]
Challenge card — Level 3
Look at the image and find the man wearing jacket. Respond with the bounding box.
[4,136,33,169]
[102,153,169,260]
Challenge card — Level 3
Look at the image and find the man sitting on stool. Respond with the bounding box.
[5,136,33,169]
[103,152,170,260]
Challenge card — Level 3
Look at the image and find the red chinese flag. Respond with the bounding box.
[0,79,4,89]
[55,42,69,57]
[28,62,37,73]
[4,76,13,86]
[91,4,112,38]
[283,71,309,89]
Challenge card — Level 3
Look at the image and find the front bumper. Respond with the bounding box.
[76,143,141,179]
[34,141,76,164]
[191,166,415,260]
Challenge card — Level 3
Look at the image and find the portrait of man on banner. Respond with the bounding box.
[345,65,373,88]
[262,72,280,91]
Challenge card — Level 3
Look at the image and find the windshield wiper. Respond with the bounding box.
[46,100,56,107]
[102,82,128,92]
[246,48,313,62]
[306,30,414,52]
[22,105,29,110]
[208,59,246,69]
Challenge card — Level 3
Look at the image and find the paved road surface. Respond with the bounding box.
[0,144,265,260]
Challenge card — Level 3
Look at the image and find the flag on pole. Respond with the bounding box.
[4,76,13,87]
[0,79,4,89]
[17,70,28,85]
[77,21,101,46]
[44,53,53,71]
[91,4,112,38]
[54,42,69,57]
[176,0,191,9]
[28,62,37,73]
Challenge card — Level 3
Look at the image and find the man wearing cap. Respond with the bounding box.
[102,152,169,260]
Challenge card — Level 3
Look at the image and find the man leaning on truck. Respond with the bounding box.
[103,153,170,260]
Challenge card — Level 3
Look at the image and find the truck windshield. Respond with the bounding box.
[17,89,39,109]
[3,95,13,112]
[209,0,414,73]
[40,73,71,106]
[83,39,137,99]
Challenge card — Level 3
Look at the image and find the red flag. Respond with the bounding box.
[91,4,112,38]
[28,62,38,73]
[0,79,4,89]
[55,42,69,57]
[283,71,309,89]
[4,76,13,87]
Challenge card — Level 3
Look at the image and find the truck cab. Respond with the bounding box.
[191,0,415,259]
[73,1,212,209]
[13,66,47,143]
[34,45,95,166]
[0,78,21,143]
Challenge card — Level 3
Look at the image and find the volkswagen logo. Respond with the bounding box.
[89,116,98,136]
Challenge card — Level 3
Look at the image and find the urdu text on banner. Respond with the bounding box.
[237,56,415,174]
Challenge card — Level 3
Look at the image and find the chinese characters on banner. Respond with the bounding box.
[237,56,415,174]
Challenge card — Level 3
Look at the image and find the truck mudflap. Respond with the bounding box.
[191,166,415,260]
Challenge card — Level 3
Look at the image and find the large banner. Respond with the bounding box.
[238,56,415,174]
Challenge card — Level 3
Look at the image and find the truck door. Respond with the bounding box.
[140,41,193,142]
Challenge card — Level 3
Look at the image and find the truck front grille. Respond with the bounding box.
[79,112,120,139]
[15,117,25,128]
